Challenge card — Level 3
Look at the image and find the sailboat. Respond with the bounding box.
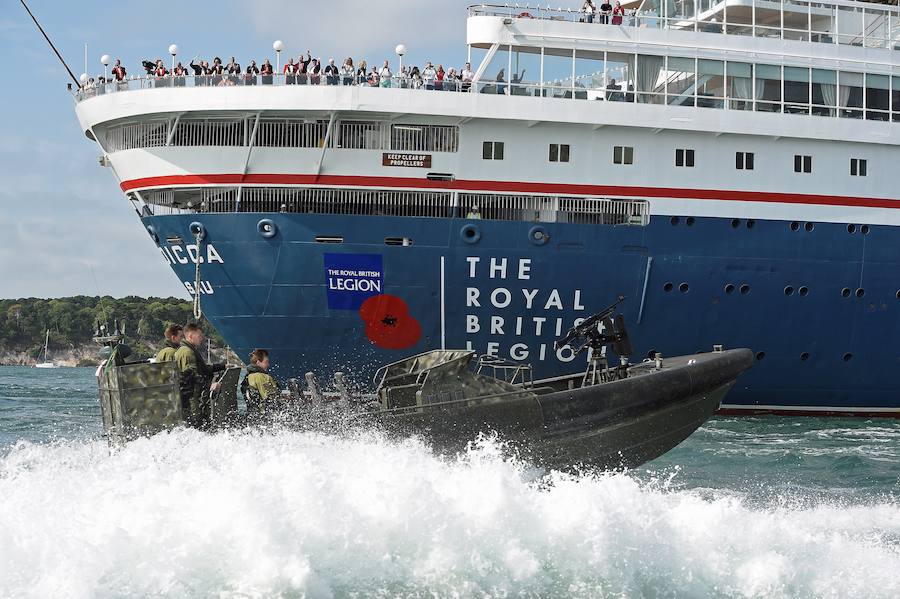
[34,329,58,369]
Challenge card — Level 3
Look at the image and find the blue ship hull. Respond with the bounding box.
[145,212,900,416]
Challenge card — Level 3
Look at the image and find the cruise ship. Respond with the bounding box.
[73,1,900,417]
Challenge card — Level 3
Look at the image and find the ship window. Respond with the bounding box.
[256,119,329,148]
[812,69,837,117]
[390,124,459,152]
[336,121,383,150]
[736,152,754,170]
[613,146,633,165]
[794,155,812,174]
[755,64,782,113]
[893,76,900,123]
[549,144,570,163]
[865,74,890,122]
[666,57,696,108]
[838,72,864,119]
[675,149,695,168]
[850,158,867,177]
[784,67,810,114]
[726,62,752,111]
[697,60,724,108]
[483,141,504,160]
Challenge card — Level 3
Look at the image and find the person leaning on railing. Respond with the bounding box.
[599,0,612,24]
[422,61,436,90]
[284,57,296,84]
[260,58,274,84]
[309,58,322,85]
[461,62,474,92]
[581,0,596,23]
[298,51,312,84]
[325,59,339,85]
[380,60,392,88]
[112,59,126,82]
[210,57,225,85]
[245,60,260,85]
[341,58,355,85]
[356,60,368,85]
[173,62,188,87]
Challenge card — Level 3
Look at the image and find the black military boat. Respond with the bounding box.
[96,299,754,471]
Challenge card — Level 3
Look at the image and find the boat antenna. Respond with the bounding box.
[18,0,81,87]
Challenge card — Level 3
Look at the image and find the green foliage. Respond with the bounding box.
[0,296,225,360]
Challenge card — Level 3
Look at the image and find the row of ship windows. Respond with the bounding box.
[105,120,460,153]
[486,141,870,176]
[671,217,872,236]
[664,282,896,299]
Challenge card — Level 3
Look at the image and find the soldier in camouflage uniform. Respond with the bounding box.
[240,349,280,421]
[155,324,183,363]
[174,323,226,428]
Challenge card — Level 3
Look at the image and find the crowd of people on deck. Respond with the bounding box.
[81,2,649,93]
[578,0,638,25]
[86,53,480,92]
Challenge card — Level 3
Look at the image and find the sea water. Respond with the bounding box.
[0,366,898,598]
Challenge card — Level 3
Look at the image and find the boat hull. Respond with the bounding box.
[144,210,900,417]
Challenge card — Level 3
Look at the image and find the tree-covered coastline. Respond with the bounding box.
[0,296,224,366]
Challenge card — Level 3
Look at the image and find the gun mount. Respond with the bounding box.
[555,296,634,386]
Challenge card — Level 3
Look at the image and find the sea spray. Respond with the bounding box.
[1,428,899,598]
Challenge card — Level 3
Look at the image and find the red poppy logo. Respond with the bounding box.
[359,294,422,350]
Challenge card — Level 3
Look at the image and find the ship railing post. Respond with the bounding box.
[315,112,338,179]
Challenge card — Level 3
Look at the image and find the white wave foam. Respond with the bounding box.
[1,430,898,598]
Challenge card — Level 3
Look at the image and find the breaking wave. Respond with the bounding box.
[1,429,898,598]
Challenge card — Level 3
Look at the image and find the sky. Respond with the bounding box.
[0,0,475,299]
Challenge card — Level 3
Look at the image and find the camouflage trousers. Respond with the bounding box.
[181,391,211,429]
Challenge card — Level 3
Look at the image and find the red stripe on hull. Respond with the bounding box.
[120,174,900,210]
[716,407,900,419]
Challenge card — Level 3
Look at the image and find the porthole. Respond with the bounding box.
[146,225,159,244]
[799,287,809,297]
[740,284,750,295]
[670,216,680,226]
[460,224,481,244]
[856,288,865,298]
[800,352,810,362]
[731,219,741,229]
[841,288,851,298]
[257,219,277,239]
[896,290,900,300]
[847,224,857,234]
[725,284,735,295]
[861,225,870,236]
[746,219,756,230]
[784,286,794,296]
[843,353,853,362]
[664,283,674,293]
[189,221,206,241]
[805,222,815,232]
[528,225,550,246]
[679,283,690,294]
[756,352,766,361]
[686,217,696,227]
[790,221,801,232]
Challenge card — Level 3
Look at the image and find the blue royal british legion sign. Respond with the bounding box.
[323,253,385,310]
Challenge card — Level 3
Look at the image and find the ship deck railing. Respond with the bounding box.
[75,71,900,125]
[468,1,900,50]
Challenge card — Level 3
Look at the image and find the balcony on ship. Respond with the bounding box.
[468,0,900,48]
